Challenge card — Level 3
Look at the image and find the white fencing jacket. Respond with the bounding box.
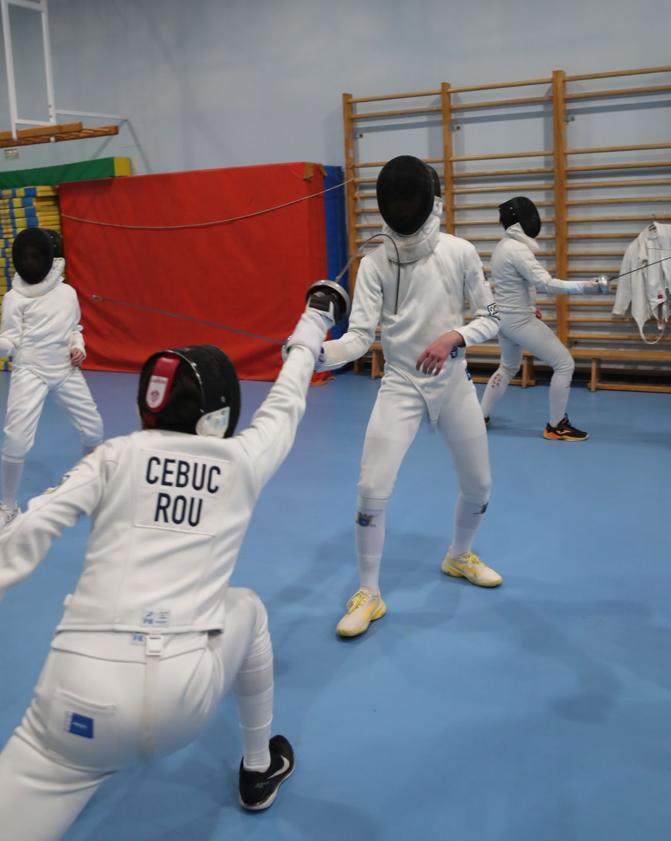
[0,347,315,635]
[0,259,86,385]
[321,208,499,416]
[492,225,593,314]
[612,222,671,340]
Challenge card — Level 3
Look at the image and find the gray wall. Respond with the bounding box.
[0,0,669,174]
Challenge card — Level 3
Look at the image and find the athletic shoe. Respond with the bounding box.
[336,588,387,638]
[441,551,502,587]
[239,735,295,811]
[543,415,588,441]
[0,504,19,529]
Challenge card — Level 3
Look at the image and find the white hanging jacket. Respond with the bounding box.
[612,222,671,340]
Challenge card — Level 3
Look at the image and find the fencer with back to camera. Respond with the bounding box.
[317,155,502,640]
[0,282,347,841]
[480,197,610,441]
[0,228,104,528]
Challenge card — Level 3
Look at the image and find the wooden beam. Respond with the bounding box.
[352,104,441,121]
[441,82,455,234]
[565,84,671,101]
[566,65,671,82]
[553,70,569,342]
[341,93,360,296]
[0,125,118,149]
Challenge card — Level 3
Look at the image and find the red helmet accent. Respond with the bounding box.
[141,354,181,426]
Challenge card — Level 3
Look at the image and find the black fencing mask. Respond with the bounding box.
[498,197,542,239]
[138,345,241,438]
[12,228,64,284]
[377,156,436,236]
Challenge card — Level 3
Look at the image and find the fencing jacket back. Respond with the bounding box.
[0,347,315,635]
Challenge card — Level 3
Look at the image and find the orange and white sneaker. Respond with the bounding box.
[543,415,588,441]
[336,588,387,638]
[441,551,502,588]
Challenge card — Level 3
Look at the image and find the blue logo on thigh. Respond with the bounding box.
[66,712,94,739]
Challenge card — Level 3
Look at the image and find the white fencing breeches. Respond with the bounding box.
[0,587,272,841]
[480,313,575,426]
[355,367,491,589]
[2,366,104,462]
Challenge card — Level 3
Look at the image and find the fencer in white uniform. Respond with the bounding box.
[480,198,609,441]
[0,228,104,527]
[319,156,502,639]
[0,284,344,840]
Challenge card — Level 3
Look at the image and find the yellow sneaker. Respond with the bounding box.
[441,552,502,588]
[336,589,387,638]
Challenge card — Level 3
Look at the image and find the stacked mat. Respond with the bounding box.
[0,186,61,370]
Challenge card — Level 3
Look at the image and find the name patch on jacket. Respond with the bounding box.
[134,450,229,535]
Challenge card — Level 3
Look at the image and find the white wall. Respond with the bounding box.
[0,0,669,174]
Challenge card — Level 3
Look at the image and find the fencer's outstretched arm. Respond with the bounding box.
[0,448,108,600]
[235,309,331,492]
[320,260,382,370]
[512,243,601,295]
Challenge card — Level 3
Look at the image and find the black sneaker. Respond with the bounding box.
[543,415,588,441]
[239,735,294,811]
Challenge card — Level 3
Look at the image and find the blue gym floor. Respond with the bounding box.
[0,369,669,841]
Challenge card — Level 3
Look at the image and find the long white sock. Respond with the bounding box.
[235,634,274,772]
[480,368,512,418]
[1,458,24,509]
[449,494,487,557]
[548,370,572,426]
[355,498,386,594]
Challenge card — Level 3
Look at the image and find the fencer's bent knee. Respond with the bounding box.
[554,351,575,377]
[2,431,34,461]
[459,467,492,506]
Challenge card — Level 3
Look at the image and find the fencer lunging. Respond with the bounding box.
[0,228,103,528]
[0,286,342,840]
[480,197,608,441]
[319,156,502,639]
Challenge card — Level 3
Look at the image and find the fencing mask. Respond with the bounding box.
[138,345,241,438]
[376,156,437,236]
[12,227,64,284]
[498,197,542,239]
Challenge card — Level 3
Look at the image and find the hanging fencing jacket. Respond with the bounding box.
[376,156,437,236]
[498,197,542,239]
[612,222,671,340]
